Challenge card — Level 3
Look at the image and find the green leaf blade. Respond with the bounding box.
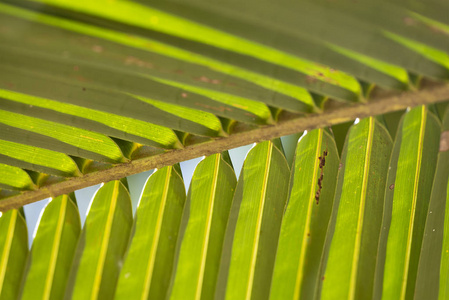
[439,175,449,300]
[270,128,339,300]
[0,5,317,112]
[0,89,182,149]
[20,0,362,101]
[220,140,290,300]
[383,31,449,78]
[0,163,36,191]
[415,106,449,299]
[0,209,28,300]
[0,139,81,178]
[115,165,185,300]
[132,95,226,137]
[149,78,275,125]
[381,106,441,300]
[0,110,126,163]
[21,195,81,300]
[322,117,393,300]
[170,153,237,300]
[65,181,133,300]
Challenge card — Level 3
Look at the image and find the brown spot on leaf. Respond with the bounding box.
[181,93,188,98]
[198,76,210,83]
[75,75,88,82]
[403,17,417,26]
[306,75,317,84]
[124,56,153,69]
[92,45,103,53]
[194,102,230,112]
[440,131,449,152]
[389,184,394,190]
[315,149,328,204]
[428,25,449,36]
[125,56,136,65]
[315,190,321,203]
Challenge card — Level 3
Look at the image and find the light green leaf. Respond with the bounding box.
[383,31,449,72]
[21,195,81,300]
[0,89,182,149]
[326,43,410,89]
[0,66,222,139]
[321,117,393,300]
[150,0,411,91]
[0,4,316,111]
[270,128,339,300]
[381,106,441,300]
[302,0,449,79]
[440,168,449,300]
[408,11,449,38]
[0,139,81,177]
[0,163,36,191]
[65,181,133,300]
[115,165,185,300]
[22,0,362,101]
[150,78,275,124]
[414,106,449,299]
[132,95,225,137]
[0,109,126,163]
[0,209,28,300]
[170,153,237,300]
[0,44,225,136]
[218,140,290,300]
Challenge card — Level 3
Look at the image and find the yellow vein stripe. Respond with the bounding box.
[401,106,426,299]
[91,182,119,300]
[349,118,374,300]
[43,196,68,300]
[294,129,323,299]
[246,142,273,299]
[0,210,17,296]
[196,155,220,299]
[142,167,171,300]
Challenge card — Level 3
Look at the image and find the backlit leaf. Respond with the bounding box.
[65,181,132,300]
[115,165,185,300]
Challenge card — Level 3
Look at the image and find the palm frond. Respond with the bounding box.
[0,0,448,208]
[1,106,448,299]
